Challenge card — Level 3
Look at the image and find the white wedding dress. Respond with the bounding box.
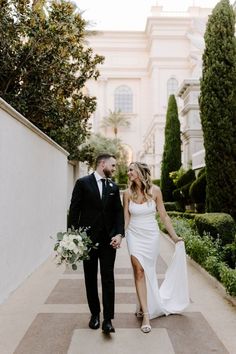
[126,199,189,319]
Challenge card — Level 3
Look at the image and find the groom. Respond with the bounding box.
[68,153,124,334]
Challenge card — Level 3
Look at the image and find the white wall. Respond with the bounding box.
[0,98,69,303]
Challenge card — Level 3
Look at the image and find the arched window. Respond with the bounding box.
[114,85,133,113]
[167,78,178,98]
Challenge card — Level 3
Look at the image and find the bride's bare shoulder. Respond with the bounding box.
[151,184,161,193]
[151,185,161,200]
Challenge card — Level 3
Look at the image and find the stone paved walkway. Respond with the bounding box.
[0,234,236,354]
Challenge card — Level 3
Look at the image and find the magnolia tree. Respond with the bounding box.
[0,0,104,160]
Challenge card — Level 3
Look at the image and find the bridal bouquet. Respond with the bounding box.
[54,228,98,270]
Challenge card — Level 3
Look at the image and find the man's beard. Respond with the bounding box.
[103,168,112,178]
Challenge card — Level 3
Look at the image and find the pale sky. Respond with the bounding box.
[75,0,235,31]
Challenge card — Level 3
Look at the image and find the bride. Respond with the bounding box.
[123,162,189,334]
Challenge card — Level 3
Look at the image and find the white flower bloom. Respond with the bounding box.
[54,228,97,270]
[67,242,76,251]
[60,240,70,249]
[57,246,63,254]
[63,235,70,242]
[68,234,76,241]
[60,241,66,248]
[73,246,80,254]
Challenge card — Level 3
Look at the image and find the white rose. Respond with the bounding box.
[60,241,66,248]
[73,246,79,254]
[63,235,70,242]
[57,246,63,254]
[69,234,77,242]
[68,241,76,251]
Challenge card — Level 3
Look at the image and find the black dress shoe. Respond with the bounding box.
[102,319,115,334]
[89,315,100,329]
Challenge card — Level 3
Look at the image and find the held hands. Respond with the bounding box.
[110,234,123,249]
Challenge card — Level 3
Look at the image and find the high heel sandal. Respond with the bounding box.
[140,313,151,333]
[135,310,143,318]
[135,305,143,318]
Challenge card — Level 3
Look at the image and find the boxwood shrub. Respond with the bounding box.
[164,202,187,212]
[176,169,196,188]
[195,213,236,245]
[173,169,196,209]
[164,202,177,211]
[167,211,198,219]
[152,179,160,186]
[222,242,236,269]
[189,172,206,205]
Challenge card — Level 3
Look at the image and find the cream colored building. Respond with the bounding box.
[85,5,213,178]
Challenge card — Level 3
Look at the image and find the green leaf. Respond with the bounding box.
[0,0,104,160]
[57,232,64,241]
[72,263,77,271]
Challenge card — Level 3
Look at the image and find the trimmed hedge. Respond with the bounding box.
[167,211,199,219]
[164,202,184,212]
[195,213,236,245]
[189,172,206,204]
[172,169,196,209]
[164,202,177,211]
[152,179,160,186]
[176,169,195,188]
[189,171,206,213]
[197,167,206,178]
[181,182,193,204]
[172,188,183,201]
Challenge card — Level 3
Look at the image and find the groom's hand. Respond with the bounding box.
[110,234,123,249]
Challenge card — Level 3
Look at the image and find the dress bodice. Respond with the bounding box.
[128,199,158,229]
[129,199,156,215]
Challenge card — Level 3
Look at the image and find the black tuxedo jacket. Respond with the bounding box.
[68,173,124,243]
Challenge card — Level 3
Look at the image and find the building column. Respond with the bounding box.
[177,79,204,170]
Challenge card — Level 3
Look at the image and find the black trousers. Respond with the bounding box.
[83,242,116,320]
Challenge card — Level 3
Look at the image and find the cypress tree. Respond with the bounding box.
[199,0,236,218]
[160,94,181,201]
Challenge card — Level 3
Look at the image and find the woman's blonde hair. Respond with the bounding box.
[128,162,153,201]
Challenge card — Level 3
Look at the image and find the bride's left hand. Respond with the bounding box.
[174,236,184,243]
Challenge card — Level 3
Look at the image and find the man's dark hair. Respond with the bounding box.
[95,153,116,167]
